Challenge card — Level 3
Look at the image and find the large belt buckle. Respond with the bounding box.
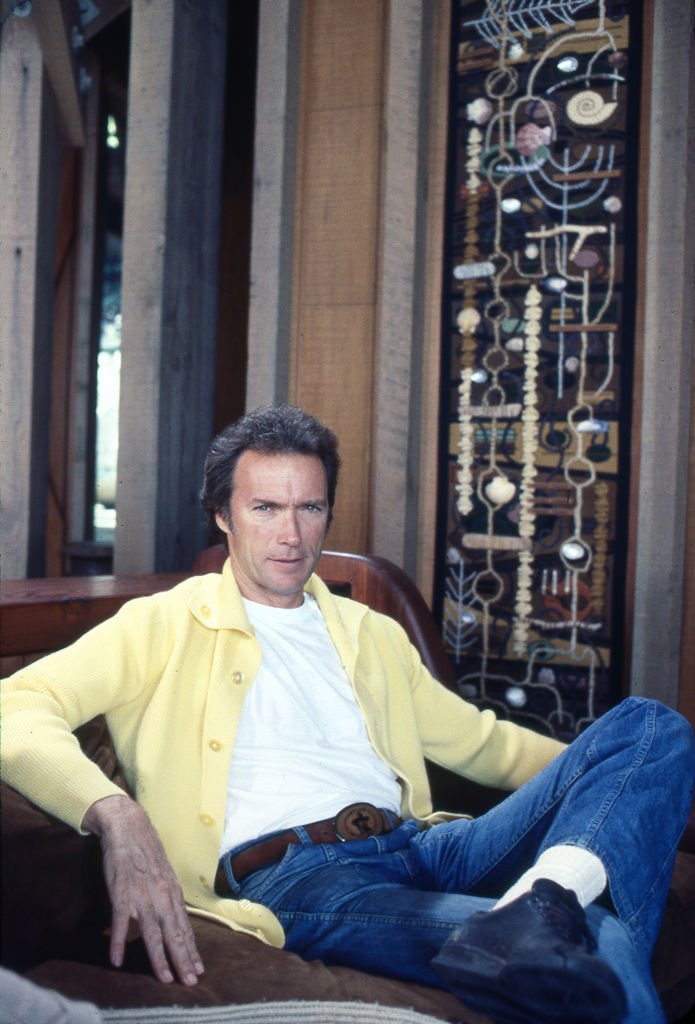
[335,802,385,842]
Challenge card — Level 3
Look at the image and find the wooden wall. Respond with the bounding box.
[289,0,386,554]
[247,0,450,598]
[45,147,82,576]
[0,11,61,579]
[627,0,695,715]
[2,0,694,729]
[114,0,228,574]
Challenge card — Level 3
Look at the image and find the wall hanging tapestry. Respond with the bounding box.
[436,0,640,740]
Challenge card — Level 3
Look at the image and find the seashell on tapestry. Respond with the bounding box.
[466,97,494,125]
[506,686,527,708]
[566,90,618,126]
[603,195,622,214]
[457,307,481,334]
[485,476,517,506]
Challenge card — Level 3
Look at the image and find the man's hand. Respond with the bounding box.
[83,794,205,986]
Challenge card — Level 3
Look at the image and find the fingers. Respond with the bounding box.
[108,880,205,985]
[110,870,205,985]
[139,903,203,986]
[89,796,205,986]
[108,896,130,970]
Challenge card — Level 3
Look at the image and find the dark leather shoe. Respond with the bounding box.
[432,879,627,1024]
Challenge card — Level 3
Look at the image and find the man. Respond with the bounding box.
[2,405,694,1024]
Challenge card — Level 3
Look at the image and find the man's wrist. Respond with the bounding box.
[82,792,135,836]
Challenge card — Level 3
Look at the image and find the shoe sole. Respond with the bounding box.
[433,944,627,1024]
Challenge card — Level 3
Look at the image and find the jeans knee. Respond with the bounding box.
[615,697,695,764]
[663,705,695,773]
[648,699,694,754]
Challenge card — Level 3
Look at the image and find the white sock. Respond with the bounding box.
[494,845,607,910]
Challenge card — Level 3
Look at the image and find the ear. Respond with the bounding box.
[215,511,232,537]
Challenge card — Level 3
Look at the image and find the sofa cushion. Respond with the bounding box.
[651,851,695,1021]
[0,717,117,970]
[0,782,108,971]
[25,918,484,1023]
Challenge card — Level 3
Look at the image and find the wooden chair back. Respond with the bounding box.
[1,549,453,689]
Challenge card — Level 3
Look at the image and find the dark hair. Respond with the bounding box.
[200,404,340,534]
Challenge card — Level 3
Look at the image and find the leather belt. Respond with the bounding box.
[215,802,402,895]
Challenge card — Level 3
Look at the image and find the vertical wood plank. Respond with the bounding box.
[358,0,450,604]
[289,0,385,554]
[370,0,435,581]
[629,0,695,707]
[46,147,81,576]
[115,0,227,573]
[32,0,85,146]
[245,0,302,411]
[415,0,450,605]
[294,304,375,550]
[66,53,101,546]
[676,1,695,728]
[115,2,173,572]
[680,337,695,728]
[0,14,59,579]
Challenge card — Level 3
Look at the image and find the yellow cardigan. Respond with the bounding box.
[1,561,564,946]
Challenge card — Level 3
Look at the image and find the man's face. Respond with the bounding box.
[215,450,330,608]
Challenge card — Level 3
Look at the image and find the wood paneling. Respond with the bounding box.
[245,0,302,410]
[298,105,382,305]
[294,304,375,552]
[0,15,60,579]
[289,0,386,554]
[370,2,449,596]
[416,0,450,604]
[115,0,227,573]
[628,0,695,710]
[679,297,695,728]
[283,0,451,590]
[32,0,85,146]
[46,147,81,576]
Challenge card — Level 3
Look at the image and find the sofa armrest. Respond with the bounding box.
[0,717,124,971]
[0,783,108,971]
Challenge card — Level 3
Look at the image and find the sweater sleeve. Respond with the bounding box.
[406,640,566,790]
[1,593,172,832]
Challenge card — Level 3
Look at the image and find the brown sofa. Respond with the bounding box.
[2,552,694,1022]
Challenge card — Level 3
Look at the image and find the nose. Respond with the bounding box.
[278,509,301,547]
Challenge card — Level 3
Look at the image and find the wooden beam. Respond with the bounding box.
[371,0,443,586]
[32,0,85,147]
[115,0,227,574]
[629,0,695,707]
[0,14,41,579]
[0,13,61,579]
[66,52,101,545]
[289,0,386,555]
[245,0,301,411]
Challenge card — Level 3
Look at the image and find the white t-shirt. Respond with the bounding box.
[219,594,401,854]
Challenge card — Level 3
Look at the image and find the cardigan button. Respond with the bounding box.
[200,813,215,827]
[231,671,245,685]
[208,739,222,752]
[200,604,212,617]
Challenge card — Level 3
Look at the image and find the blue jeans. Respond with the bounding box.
[220,698,695,1023]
